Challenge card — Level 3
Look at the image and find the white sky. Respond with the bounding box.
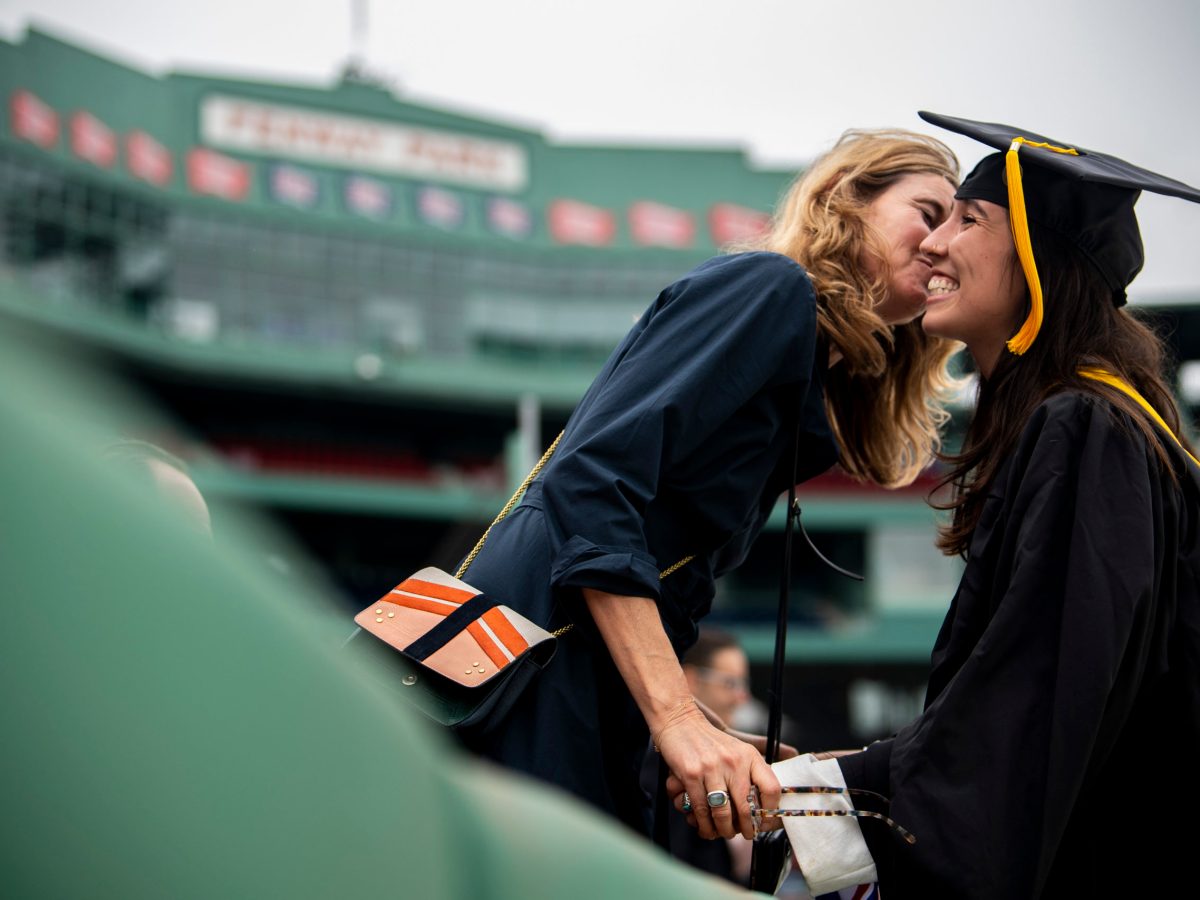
[3,0,1199,298]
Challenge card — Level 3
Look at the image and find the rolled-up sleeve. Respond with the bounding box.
[542,252,818,600]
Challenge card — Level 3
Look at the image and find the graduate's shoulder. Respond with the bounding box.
[1026,389,1137,440]
[1030,389,1108,424]
[1021,388,1167,467]
[991,391,1158,508]
[1042,387,1200,482]
[669,251,817,312]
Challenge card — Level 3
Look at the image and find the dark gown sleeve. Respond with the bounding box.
[541,251,819,601]
[838,394,1180,899]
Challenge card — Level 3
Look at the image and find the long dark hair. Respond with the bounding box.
[936,225,1192,556]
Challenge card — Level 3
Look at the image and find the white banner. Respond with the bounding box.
[200,94,528,192]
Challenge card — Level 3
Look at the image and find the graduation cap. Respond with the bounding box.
[918,111,1200,355]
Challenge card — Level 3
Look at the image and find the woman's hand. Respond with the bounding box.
[654,706,780,841]
[692,699,799,761]
[812,748,860,760]
[580,588,781,841]
[663,725,799,836]
[725,728,800,761]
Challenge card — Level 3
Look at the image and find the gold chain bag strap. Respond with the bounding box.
[353,432,692,733]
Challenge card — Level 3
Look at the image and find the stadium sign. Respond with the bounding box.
[708,203,770,246]
[416,185,465,230]
[187,148,251,201]
[200,95,528,193]
[548,199,616,246]
[628,201,695,249]
[70,111,116,168]
[126,130,173,186]
[486,196,533,239]
[9,90,59,149]
[343,174,394,220]
[268,163,321,209]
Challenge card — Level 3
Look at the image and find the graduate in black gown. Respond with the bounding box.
[460,130,961,841]
[760,114,1200,898]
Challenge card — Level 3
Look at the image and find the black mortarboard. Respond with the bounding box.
[919,111,1200,354]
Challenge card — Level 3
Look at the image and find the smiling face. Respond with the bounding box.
[860,173,956,325]
[919,198,1028,375]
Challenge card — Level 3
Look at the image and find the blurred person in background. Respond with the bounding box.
[458,128,960,846]
[104,439,212,538]
[683,628,751,732]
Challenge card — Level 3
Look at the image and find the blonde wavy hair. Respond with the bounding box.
[748,129,961,488]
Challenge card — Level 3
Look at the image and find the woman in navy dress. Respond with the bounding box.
[461,129,960,841]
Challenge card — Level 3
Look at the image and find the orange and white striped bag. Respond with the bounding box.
[354,566,558,733]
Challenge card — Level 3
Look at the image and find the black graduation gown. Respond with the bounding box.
[459,252,839,834]
[839,391,1200,898]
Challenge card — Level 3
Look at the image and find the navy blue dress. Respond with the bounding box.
[460,252,839,833]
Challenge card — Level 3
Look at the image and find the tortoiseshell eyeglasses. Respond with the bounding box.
[748,785,917,845]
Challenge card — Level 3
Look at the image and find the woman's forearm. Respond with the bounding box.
[581,588,704,737]
[582,586,781,841]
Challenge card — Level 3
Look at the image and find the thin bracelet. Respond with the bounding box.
[651,697,700,752]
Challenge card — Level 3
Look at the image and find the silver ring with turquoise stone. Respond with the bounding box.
[706,789,730,808]
[681,792,692,812]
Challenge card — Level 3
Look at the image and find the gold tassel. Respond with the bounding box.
[1004,138,1079,355]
